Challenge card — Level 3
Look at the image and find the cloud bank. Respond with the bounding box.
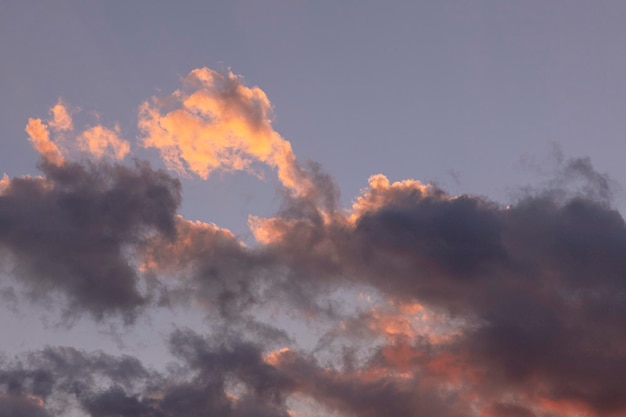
[1,67,625,416]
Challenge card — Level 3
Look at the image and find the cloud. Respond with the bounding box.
[139,216,265,318]
[245,158,626,415]
[78,124,130,160]
[0,158,181,321]
[0,346,153,416]
[138,67,309,193]
[0,330,297,417]
[25,118,64,166]
[0,395,50,417]
[48,99,73,132]
[0,173,9,195]
[7,69,626,416]
[268,347,468,417]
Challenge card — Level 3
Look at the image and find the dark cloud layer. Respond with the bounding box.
[0,330,298,417]
[5,149,626,415]
[0,158,181,320]
[248,157,626,416]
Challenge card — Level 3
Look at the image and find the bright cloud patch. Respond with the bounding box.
[25,117,65,166]
[139,68,307,193]
[4,68,626,417]
[24,100,131,164]
[78,124,130,160]
[48,99,73,132]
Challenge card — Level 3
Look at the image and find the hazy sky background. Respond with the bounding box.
[3,0,626,225]
[2,2,626,417]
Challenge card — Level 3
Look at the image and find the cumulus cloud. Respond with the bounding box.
[0,157,181,321]
[78,124,130,160]
[6,69,626,416]
[246,157,626,416]
[139,216,266,318]
[0,173,9,195]
[48,99,73,132]
[138,67,309,193]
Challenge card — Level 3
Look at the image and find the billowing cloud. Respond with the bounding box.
[78,124,130,160]
[268,346,468,417]
[48,99,73,132]
[139,216,266,318]
[0,395,50,417]
[0,158,181,320]
[6,69,626,416]
[0,330,296,417]
[138,67,308,193]
[246,157,626,416]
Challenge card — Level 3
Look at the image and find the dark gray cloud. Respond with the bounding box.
[0,395,51,417]
[0,158,181,321]
[270,347,468,417]
[247,157,626,415]
[5,109,626,416]
[0,346,153,416]
[139,216,273,321]
[0,330,295,417]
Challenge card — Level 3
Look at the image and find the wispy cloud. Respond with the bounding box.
[48,99,73,133]
[78,124,130,160]
[25,100,131,164]
[25,118,64,166]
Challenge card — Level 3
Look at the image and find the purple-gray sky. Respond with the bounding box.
[1,1,626,416]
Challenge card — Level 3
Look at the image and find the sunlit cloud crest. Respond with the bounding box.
[139,67,306,194]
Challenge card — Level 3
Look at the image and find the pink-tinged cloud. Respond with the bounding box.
[25,118,64,166]
[138,67,307,193]
[249,173,443,248]
[78,124,130,160]
[0,173,9,195]
[350,174,444,220]
[48,99,73,132]
[140,216,241,275]
[24,101,131,165]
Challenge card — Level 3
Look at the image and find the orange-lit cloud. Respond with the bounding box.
[25,118,64,165]
[265,347,293,366]
[365,308,420,340]
[248,173,442,248]
[24,100,131,165]
[248,215,302,245]
[78,124,130,160]
[0,173,9,195]
[139,215,241,275]
[350,173,443,221]
[48,99,73,132]
[379,340,423,372]
[138,67,307,193]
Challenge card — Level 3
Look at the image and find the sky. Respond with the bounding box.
[1,1,626,416]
